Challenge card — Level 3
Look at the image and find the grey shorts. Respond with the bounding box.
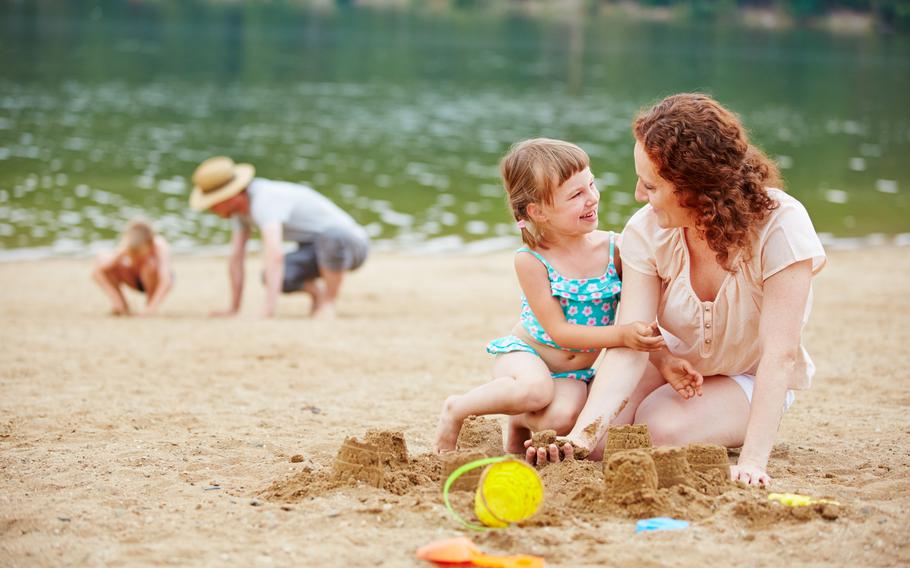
[282,227,369,293]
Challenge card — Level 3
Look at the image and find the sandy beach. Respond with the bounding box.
[1,248,908,567]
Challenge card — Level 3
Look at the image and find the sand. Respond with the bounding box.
[1,248,909,566]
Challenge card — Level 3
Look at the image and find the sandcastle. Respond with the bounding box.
[604,424,653,457]
[686,443,730,477]
[597,425,729,499]
[651,447,695,489]
[331,429,410,488]
[441,449,490,491]
[602,449,659,496]
[457,415,503,455]
[332,436,385,488]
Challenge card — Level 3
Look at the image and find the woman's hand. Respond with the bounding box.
[657,356,703,399]
[731,462,771,487]
[622,322,666,352]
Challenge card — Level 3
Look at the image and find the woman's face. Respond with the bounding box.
[633,141,691,229]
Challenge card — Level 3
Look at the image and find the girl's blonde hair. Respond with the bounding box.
[500,138,589,249]
[123,220,155,252]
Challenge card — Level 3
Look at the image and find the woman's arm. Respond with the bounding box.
[529,266,663,465]
[733,259,812,486]
[515,253,663,351]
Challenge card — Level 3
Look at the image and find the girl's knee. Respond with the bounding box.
[514,378,554,411]
[548,406,581,434]
[524,387,555,412]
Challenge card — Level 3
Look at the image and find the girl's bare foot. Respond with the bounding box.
[433,395,463,453]
[312,301,336,320]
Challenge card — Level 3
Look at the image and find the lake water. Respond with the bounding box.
[2,2,909,256]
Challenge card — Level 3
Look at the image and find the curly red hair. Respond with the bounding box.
[634,93,781,271]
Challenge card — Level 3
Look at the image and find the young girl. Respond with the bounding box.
[435,139,671,454]
[92,220,174,316]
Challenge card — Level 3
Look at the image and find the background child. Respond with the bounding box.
[91,220,174,316]
[435,138,692,454]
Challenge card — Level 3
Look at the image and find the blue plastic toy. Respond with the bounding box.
[635,517,690,533]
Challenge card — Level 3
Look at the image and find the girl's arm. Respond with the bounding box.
[515,252,663,351]
[733,259,812,486]
[550,266,664,456]
[144,238,174,314]
[92,248,130,314]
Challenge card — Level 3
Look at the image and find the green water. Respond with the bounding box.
[2,2,909,254]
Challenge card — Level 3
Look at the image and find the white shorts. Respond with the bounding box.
[729,375,796,411]
[728,355,813,412]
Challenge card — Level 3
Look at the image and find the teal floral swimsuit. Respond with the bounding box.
[486,233,622,383]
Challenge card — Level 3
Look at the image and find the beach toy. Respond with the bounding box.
[416,537,545,568]
[443,456,544,531]
[768,493,840,507]
[635,517,690,533]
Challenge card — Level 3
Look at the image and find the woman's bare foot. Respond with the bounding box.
[504,416,531,454]
[433,395,464,453]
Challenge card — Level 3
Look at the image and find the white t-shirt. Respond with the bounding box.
[233,178,365,244]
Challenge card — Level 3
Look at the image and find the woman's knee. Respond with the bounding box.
[633,397,691,446]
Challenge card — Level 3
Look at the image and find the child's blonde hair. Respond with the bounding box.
[123,220,155,252]
[500,138,590,249]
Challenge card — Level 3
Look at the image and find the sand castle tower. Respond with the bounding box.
[604,424,652,457]
[686,443,729,477]
[603,449,659,496]
[332,429,410,488]
[650,447,696,488]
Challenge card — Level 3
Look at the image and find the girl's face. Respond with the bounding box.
[532,166,600,237]
[126,243,152,261]
[633,141,691,229]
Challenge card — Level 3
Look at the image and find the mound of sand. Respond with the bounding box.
[262,424,840,528]
[262,429,442,500]
[456,415,503,455]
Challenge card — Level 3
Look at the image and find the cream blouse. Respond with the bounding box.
[621,189,826,389]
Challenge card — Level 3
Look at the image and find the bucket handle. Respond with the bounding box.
[442,455,512,531]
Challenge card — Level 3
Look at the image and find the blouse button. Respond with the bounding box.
[705,339,712,344]
[705,323,711,329]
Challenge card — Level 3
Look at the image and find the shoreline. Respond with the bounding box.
[1,231,908,263]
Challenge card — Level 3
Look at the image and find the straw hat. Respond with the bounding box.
[188,156,255,211]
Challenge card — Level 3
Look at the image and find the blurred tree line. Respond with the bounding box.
[620,0,909,27]
[444,0,910,31]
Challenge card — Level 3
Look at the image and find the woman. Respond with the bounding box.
[528,93,826,487]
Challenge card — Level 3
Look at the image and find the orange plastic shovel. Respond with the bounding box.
[416,537,545,568]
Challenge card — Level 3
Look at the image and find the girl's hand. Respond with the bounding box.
[658,357,704,399]
[622,322,666,351]
[731,462,771,487]
[522,436,590,467]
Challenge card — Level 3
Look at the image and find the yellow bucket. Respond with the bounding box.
[443,456,543,530]
[474,460,544,528]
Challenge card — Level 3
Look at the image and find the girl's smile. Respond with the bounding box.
[530,167,600,238]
